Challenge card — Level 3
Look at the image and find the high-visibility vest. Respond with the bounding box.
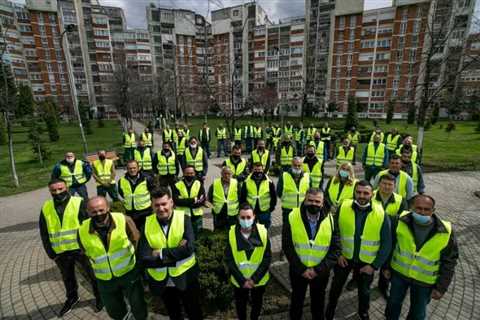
[212,178,239,216]
[251,150,269,168]
[119,177,151,211]
[42,196,82,254]
[134,148,152,171]
[327,179,357,206]
[408,164,419,193]
[124,133,136,148]
[141,132,153,147]
[174,180,203,216]
[60,160,87,186]
[280,146,294,166]
[264,128,272,139]
[365,142,386,167]
[372,190,403,217]
[79,212,136,281]
[281,172,310,209]
[294,129,304,142]
[284,126,293,137]
[229,224,270,287]
[163,129,174,142]
[156,152,176,175]
[289,208,333,267]
[306,127,317,141]
[386,134,401,151]
[144,211,196,281]
[339,199,385,263]
[177,137,186,156]
[302,158,323,188]
[199,128,210,142]
[226,158,247,177]
[253,127,262,139]
[336,147,354,168]
[308,140,325,159]
[216,128,227,139]
[234,128,242,141]
[396,144,418,163]
[93,159,115,186]
[377,170,409,198]
[183,129,191,139]
[272,137,280,150]
[245,175,271,212]
[321,127,331,141]
[370,131,385,142]
[391,211,452,285]
[272,127,281,137]
[347,132,360,145]
[185,147,204,172]
[244,126,253,138]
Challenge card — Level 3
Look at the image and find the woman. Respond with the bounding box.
[324,163,357,211]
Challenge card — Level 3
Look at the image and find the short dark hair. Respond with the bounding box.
[252,162,264,168]
[390,154,401,161]
[411,194,436,208]
[188,136,198,143]
[183,165,196,172]
[151,187,172,200]
[126,159,139,166]
[239,202,254,213]
[48,178,66,187]
[379,173,396,183]
[355,180,373,191]
[400,145,413,154]
[231,145,241,152]
[306,188,323,197]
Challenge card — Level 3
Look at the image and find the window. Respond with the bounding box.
[338,16,345,29]
[349,30,355,40]
[400,22,407,34]
[376,52,389,60]
[413,21,421,33]
[393,79,399,89]
[347,54,352,66]
[375,65,387,73]
[350,17,356,28]
[232,10,239,17]
[411,35,418,46]
[410,49,416,62]
[371,90,385,97]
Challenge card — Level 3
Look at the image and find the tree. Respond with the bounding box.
[249,84,279,121]
[15,84,35,119]
[40,99,60,142]
[0,118,5,145]
[78,101,92,135]
[407,103,416,124]
[431,103,440,124]
[386,99,395,124]
[344,95,359,131]
[327,102,337,115]
[27,115,49,166]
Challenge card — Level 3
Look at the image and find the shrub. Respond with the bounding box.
[445,122,456,133]
[97,118,105,128]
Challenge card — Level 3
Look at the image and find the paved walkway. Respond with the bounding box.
[0,120,479,319]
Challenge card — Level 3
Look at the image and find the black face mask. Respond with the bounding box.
[232,155,240,160]
[99,155,106,161]
[92,213,109,228]
[305,204,322,215]
[184,176,195,183]
[163,148,170,153]
[53,191,69,203]
[252,172,263,180]
[306,152,315,158]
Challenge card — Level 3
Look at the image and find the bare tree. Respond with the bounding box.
[249,84,279,120]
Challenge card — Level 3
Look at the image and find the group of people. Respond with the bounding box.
[40,122,458,320]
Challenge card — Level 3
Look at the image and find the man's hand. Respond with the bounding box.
[243,279,254,289]
[382,269,391,280]
[359,265,375,275]
[431,289,444,300]
[338,256,349,268]
[302,269,312,279]
[152,249,162,257]
[179,239,187,247]
[308,268,318,279]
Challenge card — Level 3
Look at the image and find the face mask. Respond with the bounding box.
[66,158,74,164]
[306,152,315,158]
[53,191,69,202]
[305,204,322,215]
[412,211,432,224]
[163,148,170,153]
[339,170,349,178]
[258,146,264,151]
[291,168,302,175]
[184,176,195,182]
[99,155,106,161]
[190,144,197,149]
[92,214,110,228]
[232,155,240,160]
[252,172,263,180]
[354,200,370,209]
[239,218,254,229]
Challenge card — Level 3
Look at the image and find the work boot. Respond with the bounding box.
[59,296,79,317]
[94,296,103,313]
[345,278,357,291]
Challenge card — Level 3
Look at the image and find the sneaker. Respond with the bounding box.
[94,297,104,313]
[59,297,79,317]
[345,278,357,291]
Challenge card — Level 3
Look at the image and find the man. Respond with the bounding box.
[336,137,355,169]
[153,142,179,187]
[373,154,414,201]
[175,129,187,162]
[271,124,282,153]
[51,152,91,201]
[180,124,191,140]
[306,123,317,142]
[39,179,101,316]
[385,128,401,155]
[303,144,324,189]
[325,181,391,320]
[308,131,326,162]
[362,133,388,182]
[216,124,228,158]
[138,188,203,320]
[244,124,254,154]
[199,122,212,158]
[78,197,147,320]
[277,157,310,223]
[208,166,240,230]
[253,124,263,146]
[182,137,208,181]
[233,125,243,147]
[264,123,273,150]
[347,126,360,161]
[92,150,118,201]
[294,124,305,156]
[401,146,425,194]
[123,127,136,162]
[284,122,294,137]
[134,140,154,176]
[249,139,271,173]
[226,203,271,320]
[276,136,296,172]
[370,127,384,143]
[385,195,459,320]
[118,160,155,231]
[396,135,419,164]
[223,145,249,183]
[172,166,206,236]
[240,162,277,228]
[321,122,332,160]
[163,125,176,149]
[282,189,341,320]
[141,127,153,148]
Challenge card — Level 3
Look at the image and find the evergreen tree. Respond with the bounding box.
[16,85,35,119]
[79,101,92,134]
[40,99,60,142]
[344,95,359,131]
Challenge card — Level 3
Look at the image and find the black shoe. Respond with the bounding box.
[59,297,79,317]
[94,297,104,313]
[359,313,370,320]
[346,278,357,291]
[379,286,389,300]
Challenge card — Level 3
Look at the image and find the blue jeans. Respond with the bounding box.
[386,273,432,320]
[69,184,88,201]
[201,142,210,158]
[217,139,227,157]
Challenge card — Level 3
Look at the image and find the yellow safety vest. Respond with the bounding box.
[347,132,360,145]
[294,129,304,142]
[306,127,317,141]
[245,175,271,212]
[281,172,310,209]
[212,178,239,216]
[377,170,409,198]
[124,133,136,148]
[216,128,227,139]
[163,129,174,142]
[386,134,401,151]
[234,128,242,141]
[134,148,152,171]
[199,128,210,141]
[244,126,253,138]
[229,224,270,287]
[321,127,331,141]
[265,128,272,139]
[93,159,115,186]
[409,164,419,193]
[289,208,333,267]
[365,142,386,167]
[144,211,196,281]
[60,160,87,186]
[185,147,204,172]
[177,137,186,156]
[284,126,293,137]
[253,127,262,139]
[336,147,354,168]
[156,152,176,176]
[272,127,281,137]
[372,190,403,217]
[280,146,294,166]
[391,211,452,285]
[42,196,82,254]
[226,158,247,178]
[396,144,418,163]
[339,199,385,263]
[308,140,325,159]
[79,212,136,281]
[302,159,323,188]
[119,177,151,211]
[141,132,153,147]
[327,179,357,206]
[370,131,384,142]
[251,150,269,168]
[175,180,203,216]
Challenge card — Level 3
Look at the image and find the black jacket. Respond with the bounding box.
[282,204,341,275]
[225,223,271,286]
[137,212,198,292]
[239,175,277,215]
[117,172,156,216]
[222,157,249,183]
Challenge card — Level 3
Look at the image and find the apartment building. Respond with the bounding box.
[459,33,480,103]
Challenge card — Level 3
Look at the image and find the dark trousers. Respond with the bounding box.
[69,184,88,201]
[127,212,148,232]
[97,184,118,201]
[385,273,433,320]
[97,268,147,320]
[234,286,266,320]
[54,251,99,301]
[364,166,382,182]
[160,281,203,320]
[290,268,330,320]
[282,208,293,225]
[322,140,331,159]
[257,212,271,229]
[201,142,211,158]
[326,262,374,320]
[191,215,203,236]
[158,174,177,188]
[245,138,254,153]
[217,139,227,157]
[123,147,135,162]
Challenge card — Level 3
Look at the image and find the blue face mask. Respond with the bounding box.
[412,211,431,224]
[339,170,349,178]
[239,218,254,229]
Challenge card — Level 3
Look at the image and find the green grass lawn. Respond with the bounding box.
[0,120,122,197]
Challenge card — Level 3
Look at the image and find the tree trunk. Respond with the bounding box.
[4,113,19,187]
[37,142,44,167]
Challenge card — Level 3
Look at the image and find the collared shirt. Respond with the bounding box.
[306,213,320,238]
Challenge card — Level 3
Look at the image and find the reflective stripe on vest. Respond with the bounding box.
[199,128,210,141]
[308,140,325,159]
[253,127,262,138]
[372,190,403,217]
[336,147,354,168]
[212,178,239,216]
[175,180,203,216]
[163,129,173,142]
[321,128,331,140]
[327,179,357,207]
[378,170,409,198]
[306,128,317,140]
[396,145,418,163]
[365,143,386,167]
[272,127,281,137]
[339,199,385,263]
[234,128,242,140]
[386,134,400,151]
[284,126,293,136]
[124,133,136,148]
[42,197,82,254]
[93,159,114,185]
[280,146,294,166]
[177,137,186,156]
[294,129,304,142]
[79,212,136,280]
[370,131,384,142]
[289,208,333,267]
[391,211,451,285]
[229,224,270,287]
[281,172,310,209]
[119,178,151,211]
[216,128,227,139]
[226,158,247,177]
[411,164,418,192]
[251,150,269,168]
[156,152,176,175]
[145,211,196,281]
[185,147,204,172]
[60,160,87,186]
[303,159,323,188]
[245,176,271,212]
[348,132,360,145]
[141,133,152,147]
[134,148,152,171]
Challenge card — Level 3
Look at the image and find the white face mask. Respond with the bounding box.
[190,143,197,149]
[66,158,75,164]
